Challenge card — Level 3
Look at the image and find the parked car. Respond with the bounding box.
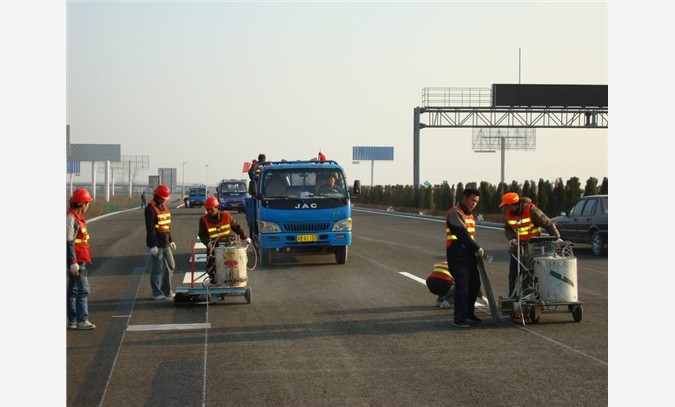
[551,194,608,256]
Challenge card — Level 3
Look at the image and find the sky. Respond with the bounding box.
[63,0,608,189]
[6,1,675,404]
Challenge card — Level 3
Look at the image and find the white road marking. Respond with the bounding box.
[127,323,211,332]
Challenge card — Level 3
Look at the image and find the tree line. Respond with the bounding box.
[353,176,608,217]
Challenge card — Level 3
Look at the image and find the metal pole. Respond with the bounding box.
[182,161,186,196]
[501,137,505,185]
[370,160,374,187]
[205,164,209,189]
[413,107,421,190]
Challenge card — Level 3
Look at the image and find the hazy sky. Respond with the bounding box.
[65,0,608,188]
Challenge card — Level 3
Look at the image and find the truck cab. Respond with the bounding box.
[185,184,208,208]
[245,160,360,266]
[216,179,249,213]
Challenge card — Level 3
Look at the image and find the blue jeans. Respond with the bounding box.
[150,247,175,297]
[67,263,90,323]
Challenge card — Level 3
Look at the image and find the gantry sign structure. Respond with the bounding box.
[412,84,608,189]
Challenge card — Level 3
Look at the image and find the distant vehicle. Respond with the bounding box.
[185,185,208,208]
[216,179,249,213]
[551,194,608,256]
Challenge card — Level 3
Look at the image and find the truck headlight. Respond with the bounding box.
[332,218,352,232]
[258,221,282,234]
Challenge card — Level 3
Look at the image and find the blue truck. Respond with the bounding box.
[184,184,208,208]
[216,179,249,213]
[245,160,360,266]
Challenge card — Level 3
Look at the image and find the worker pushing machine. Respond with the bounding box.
[499,192,563,299]
[198,196,251,284]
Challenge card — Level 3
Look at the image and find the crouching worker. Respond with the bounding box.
[426,261,456,309]
[199,196,251,284]
[426,261,489,309]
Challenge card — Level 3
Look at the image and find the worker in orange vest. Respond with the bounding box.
[500,192,562,298]
[199,196,251,285]
[145,184,177,300]
[67,188,96,330]
[426,261,455,308]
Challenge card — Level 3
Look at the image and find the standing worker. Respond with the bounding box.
[445,188,485,328]
[145,184,177,300]
[499,192,563,298]
[247,158,258,181]
[199,196,251,283]
[254,153,267,181]
[140,190,146,208]
[67,188,96,330]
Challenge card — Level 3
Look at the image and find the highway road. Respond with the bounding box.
[66,203,608,406]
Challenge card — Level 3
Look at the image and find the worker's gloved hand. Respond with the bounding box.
[150,246,159,256]
[244,237,252,245]
[475,248,485,259]
[170,242,176,251]
[69,263,80,276]
[554,238,564,245]
[509,239,518,247]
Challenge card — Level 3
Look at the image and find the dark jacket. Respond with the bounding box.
[145,197,173,248]
[446,201,481,262]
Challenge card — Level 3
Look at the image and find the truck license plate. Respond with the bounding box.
[297,234,318,242]
[231,203,238,207]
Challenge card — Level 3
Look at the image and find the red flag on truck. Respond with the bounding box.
[318,151,326,161]
[242,161,251,173]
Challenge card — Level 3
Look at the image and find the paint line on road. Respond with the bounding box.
[399,271,426,284]
[127,323,211,332]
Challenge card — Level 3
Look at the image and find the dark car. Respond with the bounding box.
[551,194,608,256]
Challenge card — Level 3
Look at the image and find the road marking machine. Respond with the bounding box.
[498,236,583,325]
[174,236,257,305]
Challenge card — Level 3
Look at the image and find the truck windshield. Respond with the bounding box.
[190,188,206,195]
[220,183,247,193]
[262,169,347,199]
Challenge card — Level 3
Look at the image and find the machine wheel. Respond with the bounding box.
[591,231,605,256]
[335,246,348,264]
[570,304,583,322]
[529,305,542,324]
[245,286,252,304]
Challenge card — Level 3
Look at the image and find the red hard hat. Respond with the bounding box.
[71,188,92,204]
[205,196,219,209]
[154,184,171,200]
[499,192,519,207]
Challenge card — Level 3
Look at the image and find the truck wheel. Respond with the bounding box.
[260,248,273,266]
[335,246,348,264]
[591,231,605,256]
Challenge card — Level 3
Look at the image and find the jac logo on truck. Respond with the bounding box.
[294,203,317,209]
[223,260,239,268]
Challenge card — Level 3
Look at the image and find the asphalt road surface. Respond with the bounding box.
[66,203,608,407]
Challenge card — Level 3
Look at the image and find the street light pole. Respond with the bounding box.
[205,164,209,189]
[182,161,186,196]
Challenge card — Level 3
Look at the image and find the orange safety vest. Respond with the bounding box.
[69,209,92,263]
[201,212,233,241]
[149,200,171,233]
[428,261,454,283]
[445,206,476,248]
[505,202,541,242]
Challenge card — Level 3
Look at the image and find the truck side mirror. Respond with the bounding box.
[248,180,257,196]
[352,180,361,196]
